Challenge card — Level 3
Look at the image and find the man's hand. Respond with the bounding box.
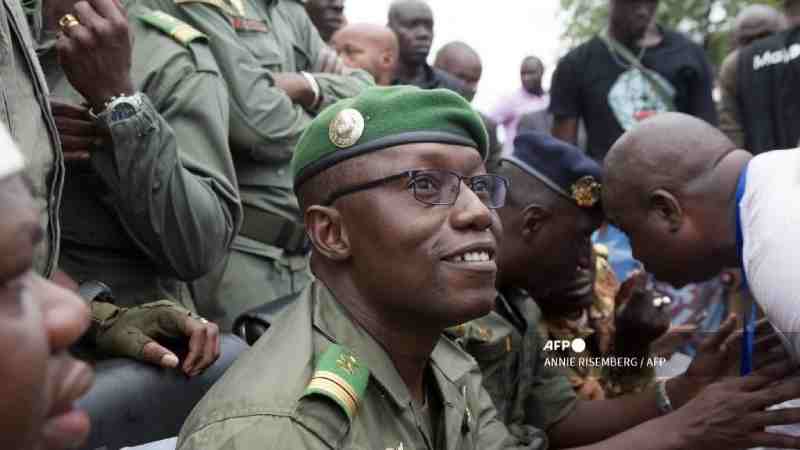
[614,271,671,355]
[272,73,316,110]
[55,0,134,112]
[666,361,800,449]
[668,315,790,409]
[50,100,109,161]
[93,301,220,377]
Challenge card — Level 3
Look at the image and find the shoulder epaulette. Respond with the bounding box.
[138,10,206,46]
[175,0,245,18]
[302,344,369,420]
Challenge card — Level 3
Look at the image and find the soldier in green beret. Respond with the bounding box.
[178,86,547,450]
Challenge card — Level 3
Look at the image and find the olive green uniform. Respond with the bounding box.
[142,0,373,328]
[178,281,546,449]
[1,0,63,277]
[447,290,578,435]
[38,1,242,309]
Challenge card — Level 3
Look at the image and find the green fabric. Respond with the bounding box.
[303,343,370,420]
[291,85,489,188]
[137,10,206,46]
[177,281,547,449]
[39,1,242,310]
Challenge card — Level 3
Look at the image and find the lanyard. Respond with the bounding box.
[735,163,755,375]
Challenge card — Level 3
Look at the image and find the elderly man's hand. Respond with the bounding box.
[614,271,671,355]
[92,301,220,377]
[55,0,135,113]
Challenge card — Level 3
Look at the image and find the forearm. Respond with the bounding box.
[311,69,374,111]
[93,94,240,279]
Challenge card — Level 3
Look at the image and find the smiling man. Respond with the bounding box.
[178,86,548,449]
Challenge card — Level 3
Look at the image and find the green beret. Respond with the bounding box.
[292,85,489,189]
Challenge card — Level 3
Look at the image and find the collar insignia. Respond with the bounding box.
[329,108,365,148]
[571,176,601,208]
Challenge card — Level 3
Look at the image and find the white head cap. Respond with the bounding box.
[0,122,25,181]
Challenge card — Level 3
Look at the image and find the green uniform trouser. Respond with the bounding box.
[193,235,313,330]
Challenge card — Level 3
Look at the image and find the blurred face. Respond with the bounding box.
[520,58,544,94]
[389,3,434,65]
[447,57,482,102]
[537,242,598,315]
[338,144,502,328]
[0,175,92,450]
[305,0,345,41]
[528,204,602,298]
[609,0,660,43]
[331,32,385,81]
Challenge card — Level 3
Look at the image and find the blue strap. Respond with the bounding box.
[735,163,755,375]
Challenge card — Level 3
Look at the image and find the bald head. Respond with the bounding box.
[434,41,482,101]
[734,4,786,48]
[605,113,736,205]
[603,113,746,286]
[331,23,399,85]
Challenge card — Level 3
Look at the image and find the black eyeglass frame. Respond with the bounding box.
[322,169,510,208]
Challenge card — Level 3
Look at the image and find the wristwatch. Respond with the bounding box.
[93,92,144,124]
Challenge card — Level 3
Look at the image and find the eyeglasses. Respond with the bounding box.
[323,169,510,209]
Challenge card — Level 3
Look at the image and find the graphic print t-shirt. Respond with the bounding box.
[549,28,717,161]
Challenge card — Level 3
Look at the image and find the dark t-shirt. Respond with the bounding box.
[393,63,470,97]
[549,29,717,160]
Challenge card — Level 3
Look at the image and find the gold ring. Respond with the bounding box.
[58,14,80,30]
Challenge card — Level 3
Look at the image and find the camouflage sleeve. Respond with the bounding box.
[718,50,745,148]
[91,42,241,280]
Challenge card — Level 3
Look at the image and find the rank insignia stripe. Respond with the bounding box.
[302,344,370,420]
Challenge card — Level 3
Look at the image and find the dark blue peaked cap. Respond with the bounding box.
[501,131,603,209]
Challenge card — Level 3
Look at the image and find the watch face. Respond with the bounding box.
[110,101,138,122]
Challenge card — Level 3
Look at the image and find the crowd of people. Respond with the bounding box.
[2,0,800,449]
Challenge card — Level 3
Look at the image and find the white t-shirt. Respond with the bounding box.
[740,148,800,363]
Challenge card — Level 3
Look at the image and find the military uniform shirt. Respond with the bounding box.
[39,0,242,308]
[178,280,547,450]
[0,0,63,277]
[448,290,578,435]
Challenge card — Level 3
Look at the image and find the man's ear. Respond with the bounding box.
[649,189,682,233]
[520,204,551,242]
[304,206,351,261]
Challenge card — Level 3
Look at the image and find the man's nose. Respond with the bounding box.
[35,274,91,353]
[450,182,495,232]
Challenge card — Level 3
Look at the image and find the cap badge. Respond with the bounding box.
[329,108,365,148]
[571,176,601,208]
